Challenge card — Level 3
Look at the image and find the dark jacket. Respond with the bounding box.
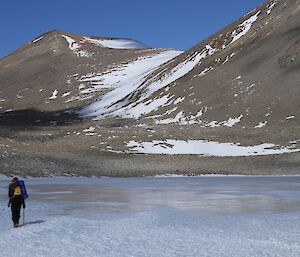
[8,181,25,208]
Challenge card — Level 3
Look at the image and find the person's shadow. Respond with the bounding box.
[22,220,45,226]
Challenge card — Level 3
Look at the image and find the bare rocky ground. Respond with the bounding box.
[0,116,299,177]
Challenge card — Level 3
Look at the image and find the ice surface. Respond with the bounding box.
[0,176,300,257]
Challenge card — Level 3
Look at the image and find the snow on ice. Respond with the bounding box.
[0,176,300,257]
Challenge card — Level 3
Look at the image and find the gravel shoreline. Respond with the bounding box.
[1,150,299,177]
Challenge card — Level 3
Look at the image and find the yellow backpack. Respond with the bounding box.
[13,186,22,196]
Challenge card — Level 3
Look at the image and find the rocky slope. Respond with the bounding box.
[83,0,299,139]
[0,0,299,176]
[0,30,180,113]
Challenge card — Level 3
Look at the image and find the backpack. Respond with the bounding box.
[13,186,22,196]
[19,180,29,199]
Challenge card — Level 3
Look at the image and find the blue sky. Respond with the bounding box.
[1,0,265,58]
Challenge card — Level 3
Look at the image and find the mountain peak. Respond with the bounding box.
[30,30,150,50]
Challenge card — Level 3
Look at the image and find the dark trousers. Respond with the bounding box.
[11,197,23,225]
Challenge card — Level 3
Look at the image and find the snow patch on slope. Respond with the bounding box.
[286,116,295,120]
[267,1,277,15]
[80,50,182,118]
[83,37,148,49]
[62,35,81,51]
[153,112,243,126]
[140,51,207,97]
[254,121,268,128]
[80,8,261,120]
[127,140,300,156]
[32,36,43,43]
[222,115,243,127]
[117,95,172,119]
[61,35,93,57]
[231,11,261,44]
[49,90,58,100]
[104,45,218,119]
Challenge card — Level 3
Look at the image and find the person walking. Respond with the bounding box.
[8,177,26,228]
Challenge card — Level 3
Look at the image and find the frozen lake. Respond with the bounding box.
[0,175,300,257]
